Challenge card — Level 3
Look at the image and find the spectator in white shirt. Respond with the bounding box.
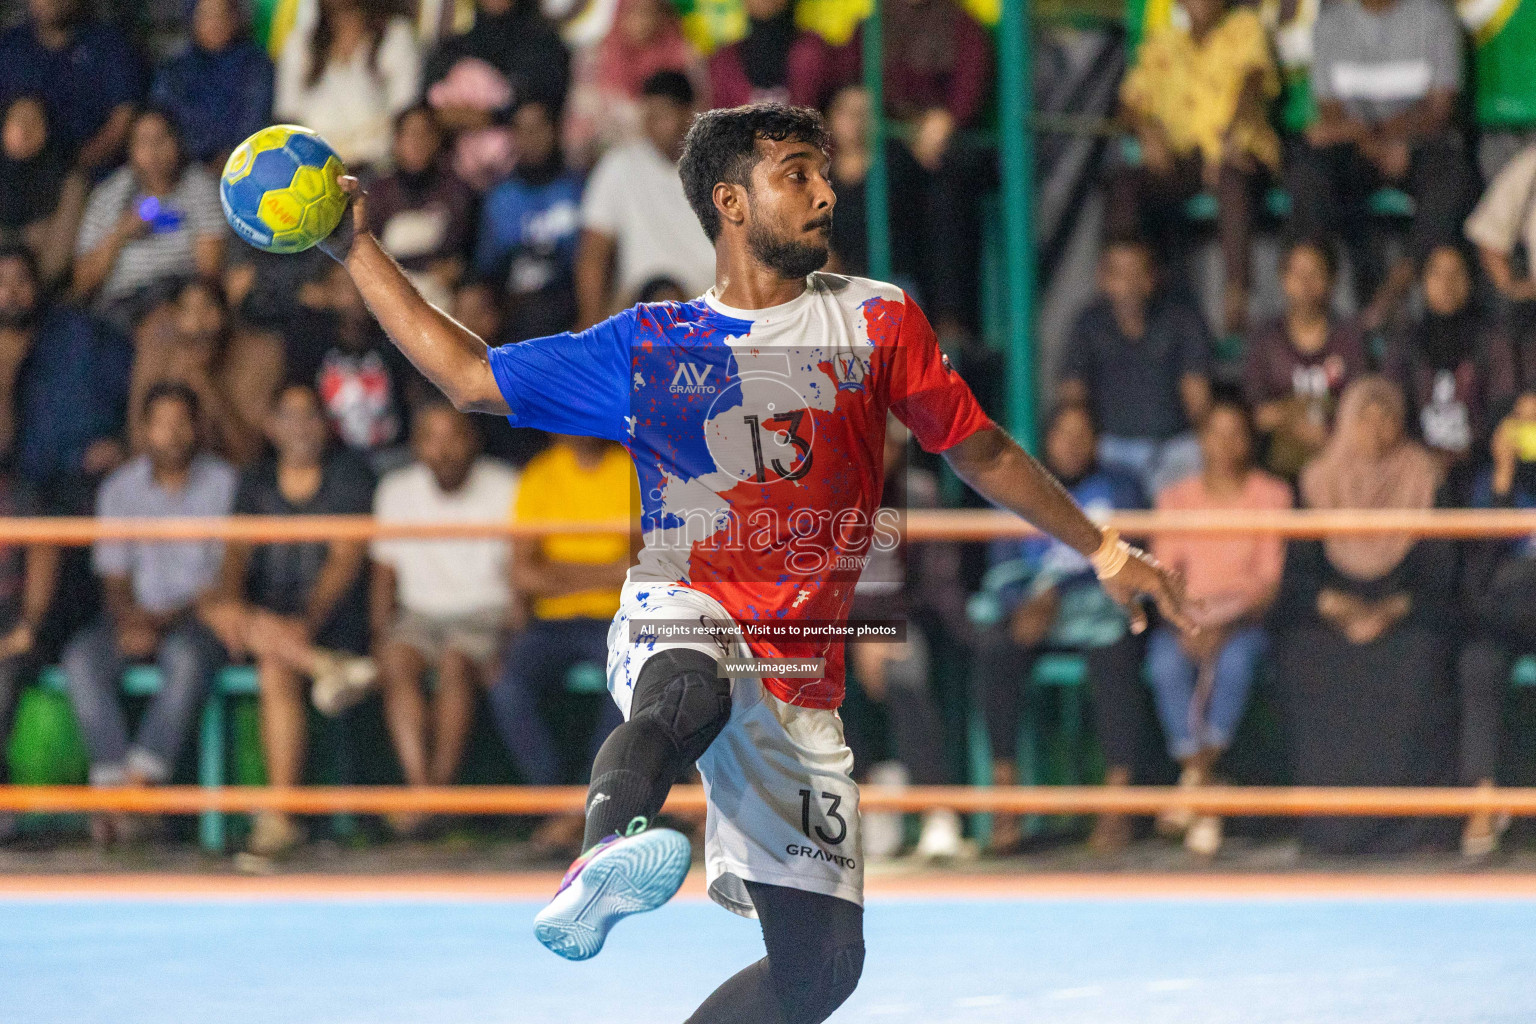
[369,401,517,834]
[573,70,714,327]
[275,0,422,172]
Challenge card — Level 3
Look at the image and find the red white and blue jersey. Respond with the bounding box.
[488,273,991,708]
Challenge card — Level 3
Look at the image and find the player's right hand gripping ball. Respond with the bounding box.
[220,125,348,254]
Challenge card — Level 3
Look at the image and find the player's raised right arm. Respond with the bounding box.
[321,176,509,415]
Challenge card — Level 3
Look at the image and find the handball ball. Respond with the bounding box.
[220,125,347,254]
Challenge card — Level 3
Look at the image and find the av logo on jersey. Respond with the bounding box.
[670,363,718,394]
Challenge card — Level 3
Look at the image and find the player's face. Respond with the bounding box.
[144,396,199,472]
[414,407,478,491]
[268,387,328,466]
[743,139,835,280]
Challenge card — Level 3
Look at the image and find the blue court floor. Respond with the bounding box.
[3,892,1535,1023]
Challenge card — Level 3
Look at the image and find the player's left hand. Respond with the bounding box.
[1099,546,1197,636]
[317,175,368,264]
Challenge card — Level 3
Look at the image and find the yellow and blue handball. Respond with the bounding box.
[220,125,347,254]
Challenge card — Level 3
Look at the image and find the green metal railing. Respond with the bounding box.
[860,0,1038,450]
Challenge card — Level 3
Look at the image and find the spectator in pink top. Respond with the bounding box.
[1146,395,1290,856]
[570,0,704,155]
[707,0,841,110]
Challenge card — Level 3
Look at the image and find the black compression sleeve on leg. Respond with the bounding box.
[685,882,865,1024]
[582,649,730,848]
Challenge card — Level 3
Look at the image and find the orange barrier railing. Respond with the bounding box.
[0,508,1531,544]
[2,785,1535,817]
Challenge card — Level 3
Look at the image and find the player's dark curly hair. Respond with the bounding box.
[679,104,831,243]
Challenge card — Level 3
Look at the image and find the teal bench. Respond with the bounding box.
[30,659,610,854]
[1182,186,1415,223]
[966,649,1536,841]
[37,664,256,853]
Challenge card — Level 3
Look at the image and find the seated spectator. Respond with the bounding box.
[303,262,428,473]
[1110,0,1279,335]
[275,0,421,172]
[0,96,87,286]
[0,245,130,516]
[363,104,474,311]
[62,383,237,845]
[1288,0,1473,329]
[223,244,331,338]
[824,84,917,284]
[970,403,1148,854]
[129,278,281,468]
[1058,238,1212,495]
[488,434,633,854]
[1387,244,1516,497]
[575,71,714,326]
[1146,397,1289,857]
[423,0,569,127]
[370,403,518,834]
[475,98,583,341]
[445,280,542,464]
[636,277,687,304]
[1456,391,1536,859]
[707,0,840,110]
[72,108,227,332]
[848,420,966,860]
[0,0,141,175]
[1272,376,1455,854]
[1243,238,1368,478]
[877,0,991,336]
[1465,141,1536,311]
[149,0,274,169]
[570,0,703,154]
[200,382,376,858]
[0,422,60,846]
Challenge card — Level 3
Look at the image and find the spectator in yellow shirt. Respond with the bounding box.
[1107,0,1280,336]
[488,434,638,855]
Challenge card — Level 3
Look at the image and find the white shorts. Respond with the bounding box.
[607,582,864,918]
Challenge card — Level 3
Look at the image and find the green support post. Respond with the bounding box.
[862,0,892,283]
[999,0,1037,450]
[198,692,226,853]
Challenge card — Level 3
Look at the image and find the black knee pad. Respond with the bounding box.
[774,940,865,1024]
[631,648,731,763]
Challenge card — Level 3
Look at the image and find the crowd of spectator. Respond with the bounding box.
[0,0,1531,868]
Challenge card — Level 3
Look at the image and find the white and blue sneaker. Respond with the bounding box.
[533,819,692,961]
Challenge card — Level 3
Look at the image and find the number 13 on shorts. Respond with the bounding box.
[799,789,849,846]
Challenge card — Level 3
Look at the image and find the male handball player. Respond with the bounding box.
[318,103,1193,1024]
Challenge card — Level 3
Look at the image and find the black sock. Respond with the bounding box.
[582,717,681,848]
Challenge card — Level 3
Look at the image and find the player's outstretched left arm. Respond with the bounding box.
[943,426,1197,635]
[319,176,509,415]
